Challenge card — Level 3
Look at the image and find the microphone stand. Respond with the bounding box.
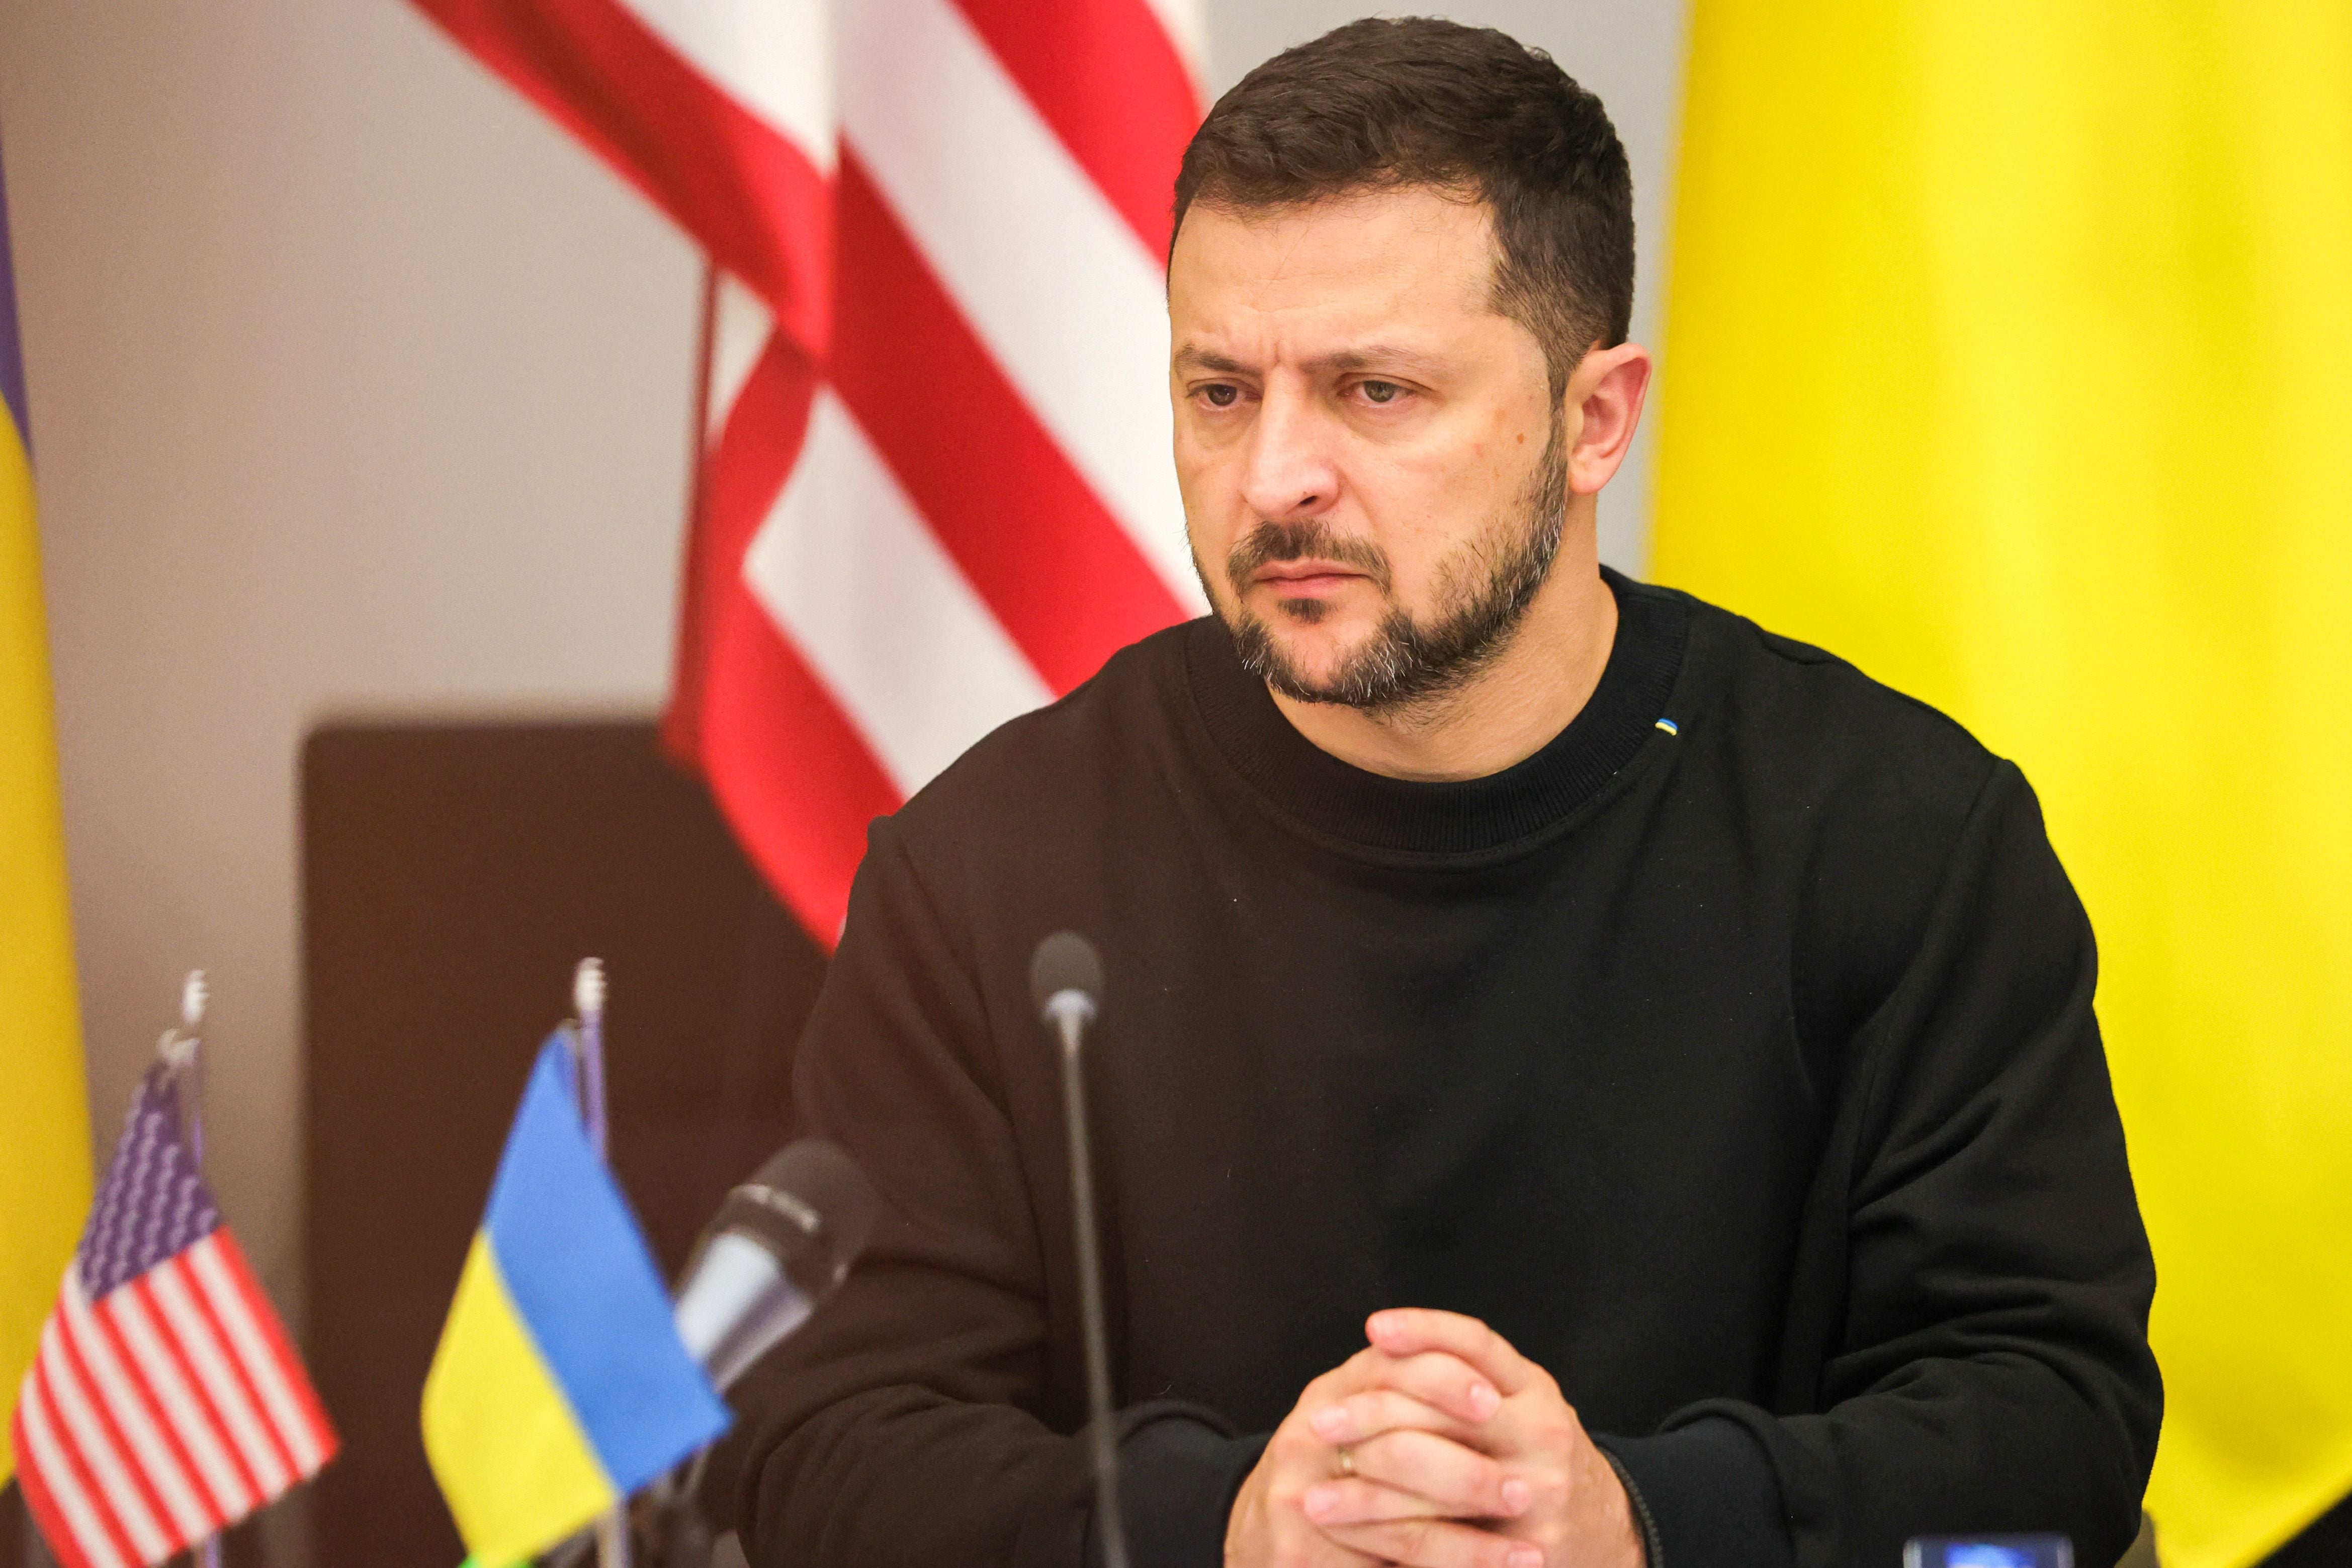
[1044,987,1129,1568]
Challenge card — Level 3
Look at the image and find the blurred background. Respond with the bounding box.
[2,2,2346,1566]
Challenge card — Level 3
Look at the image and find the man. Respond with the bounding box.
[733,19,2160,1568]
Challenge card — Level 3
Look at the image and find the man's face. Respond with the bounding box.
[1168,186,1565,709]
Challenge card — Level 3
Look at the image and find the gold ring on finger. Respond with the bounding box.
[1335,1445,1355,1478]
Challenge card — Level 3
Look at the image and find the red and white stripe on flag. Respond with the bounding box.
[410,0,1211,943]
[12,1232,336,1568]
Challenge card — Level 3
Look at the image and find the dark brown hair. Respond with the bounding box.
[1173,17,1634,399]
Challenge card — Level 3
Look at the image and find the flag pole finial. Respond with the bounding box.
[568,959,611,1163]
[574,957,606,1025]
[158,969,209,1072]
[181,969,210,1033]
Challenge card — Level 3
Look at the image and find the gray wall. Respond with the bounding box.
[1,3,1681,1552]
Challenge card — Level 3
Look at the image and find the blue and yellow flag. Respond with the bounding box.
[0,133,93,1487]
[1654,7,2352,1565]
[422,1038,729,1565]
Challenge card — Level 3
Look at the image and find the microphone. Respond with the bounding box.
[673,1139,881,1392]
[549,1142,882,1568]
[1030,932,1126,1568]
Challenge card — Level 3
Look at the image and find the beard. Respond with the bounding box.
[1211,416,1569,713]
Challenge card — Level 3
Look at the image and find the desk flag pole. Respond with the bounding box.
[10,971,338,1568]
[566,961,629,1568]
[160,974,221,1568]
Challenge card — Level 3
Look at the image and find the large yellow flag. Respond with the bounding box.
[0,146,91,1484]
[1653,7,2352,1565]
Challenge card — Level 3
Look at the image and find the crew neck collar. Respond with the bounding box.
[1183,568,1688,855]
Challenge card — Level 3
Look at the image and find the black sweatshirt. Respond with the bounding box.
[732,571,2161,1568]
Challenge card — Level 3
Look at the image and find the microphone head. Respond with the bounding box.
[721,1139,881,1289]
[677,1140,880,1391]
[1029,931,1104,1019]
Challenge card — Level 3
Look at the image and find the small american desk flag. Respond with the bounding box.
[10,1067,336,1568]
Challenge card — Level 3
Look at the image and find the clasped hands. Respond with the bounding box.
[1225,1309,1643,1568]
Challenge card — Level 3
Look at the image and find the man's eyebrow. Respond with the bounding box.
[1172,344,1249,375]
[1171,343,1452,376]
[1306,344,1450,376]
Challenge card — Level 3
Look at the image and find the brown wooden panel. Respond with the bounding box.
[302,721,821,1568]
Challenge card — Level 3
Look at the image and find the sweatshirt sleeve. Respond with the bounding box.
[1617,760,2161,1567]
[731,818,1239,1568]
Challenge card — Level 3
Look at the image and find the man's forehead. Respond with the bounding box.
[1169,186,1502,322]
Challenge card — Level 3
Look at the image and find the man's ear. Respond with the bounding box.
[1562,342,1653,497]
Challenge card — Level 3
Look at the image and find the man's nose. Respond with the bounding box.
[1238,387,1341,522]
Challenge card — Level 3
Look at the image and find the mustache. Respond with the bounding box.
[1226,520,1393,594]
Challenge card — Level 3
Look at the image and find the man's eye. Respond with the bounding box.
[1201,383,1240,408]
[1360,381,1405,405]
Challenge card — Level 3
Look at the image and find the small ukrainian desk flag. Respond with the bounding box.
[422,1036,729,1565]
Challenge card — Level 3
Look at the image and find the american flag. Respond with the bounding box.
[10,1069,335,1568]
[410,0,1209,942]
